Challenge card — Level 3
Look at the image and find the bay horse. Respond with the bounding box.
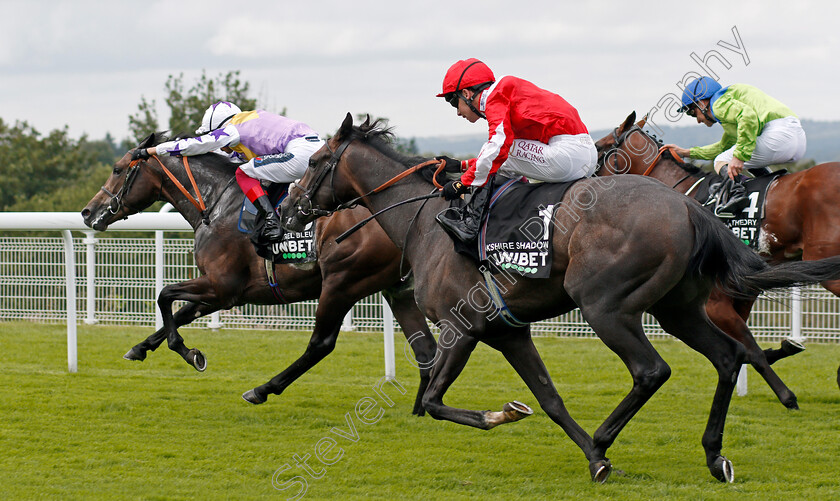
[80,133,437,414]
[280,113,840,483]
[594,111,840,394]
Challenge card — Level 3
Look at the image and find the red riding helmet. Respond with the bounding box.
[436,58,495,97]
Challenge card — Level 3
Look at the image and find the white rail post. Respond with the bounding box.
[736,364,747,396]
[791,286,803,342]
[154,204,175,330]
[0,211,193,373]
[62,230,78,373]
[342,310,355,331]
[82,231,98,325]
[382,295,396,380]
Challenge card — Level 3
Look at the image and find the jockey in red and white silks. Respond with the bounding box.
[435,59,598,243]
[461,75,598,187]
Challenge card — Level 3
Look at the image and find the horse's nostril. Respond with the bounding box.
[81,209,90,218]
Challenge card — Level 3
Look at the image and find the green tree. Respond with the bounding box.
[128,70,259,141]
[0,118,99,210]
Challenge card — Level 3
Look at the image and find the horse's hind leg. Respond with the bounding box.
[652,301,745,483]
[577,309,672,481]
[383,288,437,416]
[722,294,804,365]
[483,333,601,481]
[706,291,799,409]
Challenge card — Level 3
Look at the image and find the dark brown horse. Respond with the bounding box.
[280,114,840,483]
[594,112,840,394]
[80,133,437,414]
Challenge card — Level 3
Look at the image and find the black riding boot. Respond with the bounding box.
[436,186,490,244]
[254,195,285,243]
[714,165,749,216]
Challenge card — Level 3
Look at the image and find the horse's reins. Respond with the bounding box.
[150,156,211,225]
[109,156,214,226]
[296,137,445,215]
[293,136,447,243]
[332,159,445,244]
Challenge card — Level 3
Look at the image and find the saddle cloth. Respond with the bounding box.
[237,183,317,265]
[454,178,579,278]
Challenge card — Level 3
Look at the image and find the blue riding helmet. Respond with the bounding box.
[678,76,722,112]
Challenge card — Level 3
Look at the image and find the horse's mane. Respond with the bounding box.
[347,119,426,168]
[345,119,461,184]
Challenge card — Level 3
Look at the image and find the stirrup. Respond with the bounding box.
[717,193,749,216]
[436,208,480,243]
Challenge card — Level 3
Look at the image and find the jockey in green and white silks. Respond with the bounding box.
[686,81,805,173]
[664,77,806,215]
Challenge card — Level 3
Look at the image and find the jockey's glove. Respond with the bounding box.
[131,148,151,161]
[442,180,469,200]
[435,155,463,172]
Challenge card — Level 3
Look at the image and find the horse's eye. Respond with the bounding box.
[112,167,122,175]
[308,158,317,169]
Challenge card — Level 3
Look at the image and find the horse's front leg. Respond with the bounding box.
[123,301,209,364]
[155,279,225,371]
[420,328,532,430]
[383,287,437,416]
[482,331,601,480]
[242,291,351,404]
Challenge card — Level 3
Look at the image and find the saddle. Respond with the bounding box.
[238,183,317,265]
[447,178,579,279]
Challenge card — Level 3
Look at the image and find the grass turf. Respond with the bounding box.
[0,322,838,500]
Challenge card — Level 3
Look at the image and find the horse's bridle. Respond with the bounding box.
[100,156,221,225]
[599,125,692,176]
[292,137,355,218]
[291,137,445,221]
[100,160,148,215]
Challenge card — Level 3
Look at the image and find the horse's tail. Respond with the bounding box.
[685,202,840,298]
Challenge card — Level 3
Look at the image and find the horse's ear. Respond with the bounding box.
[636,112,648,129]
[360,114,371,128]
[618,111,636,134]
[138,133,156,149]
[336,112,354,140]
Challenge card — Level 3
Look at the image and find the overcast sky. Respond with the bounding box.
[2,0,838,145]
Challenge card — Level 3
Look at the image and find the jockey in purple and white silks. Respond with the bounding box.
[132,101,325,246]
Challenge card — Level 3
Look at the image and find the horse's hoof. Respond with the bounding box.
[503,400,534,421]
[781,338,805,356]
[242,389,266,405]
[710,456,735,483]
[782,397,799,410]
[188,349,207,372]
[484,401,533,428]
[589,459,612,483]
[123,347,147,362]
